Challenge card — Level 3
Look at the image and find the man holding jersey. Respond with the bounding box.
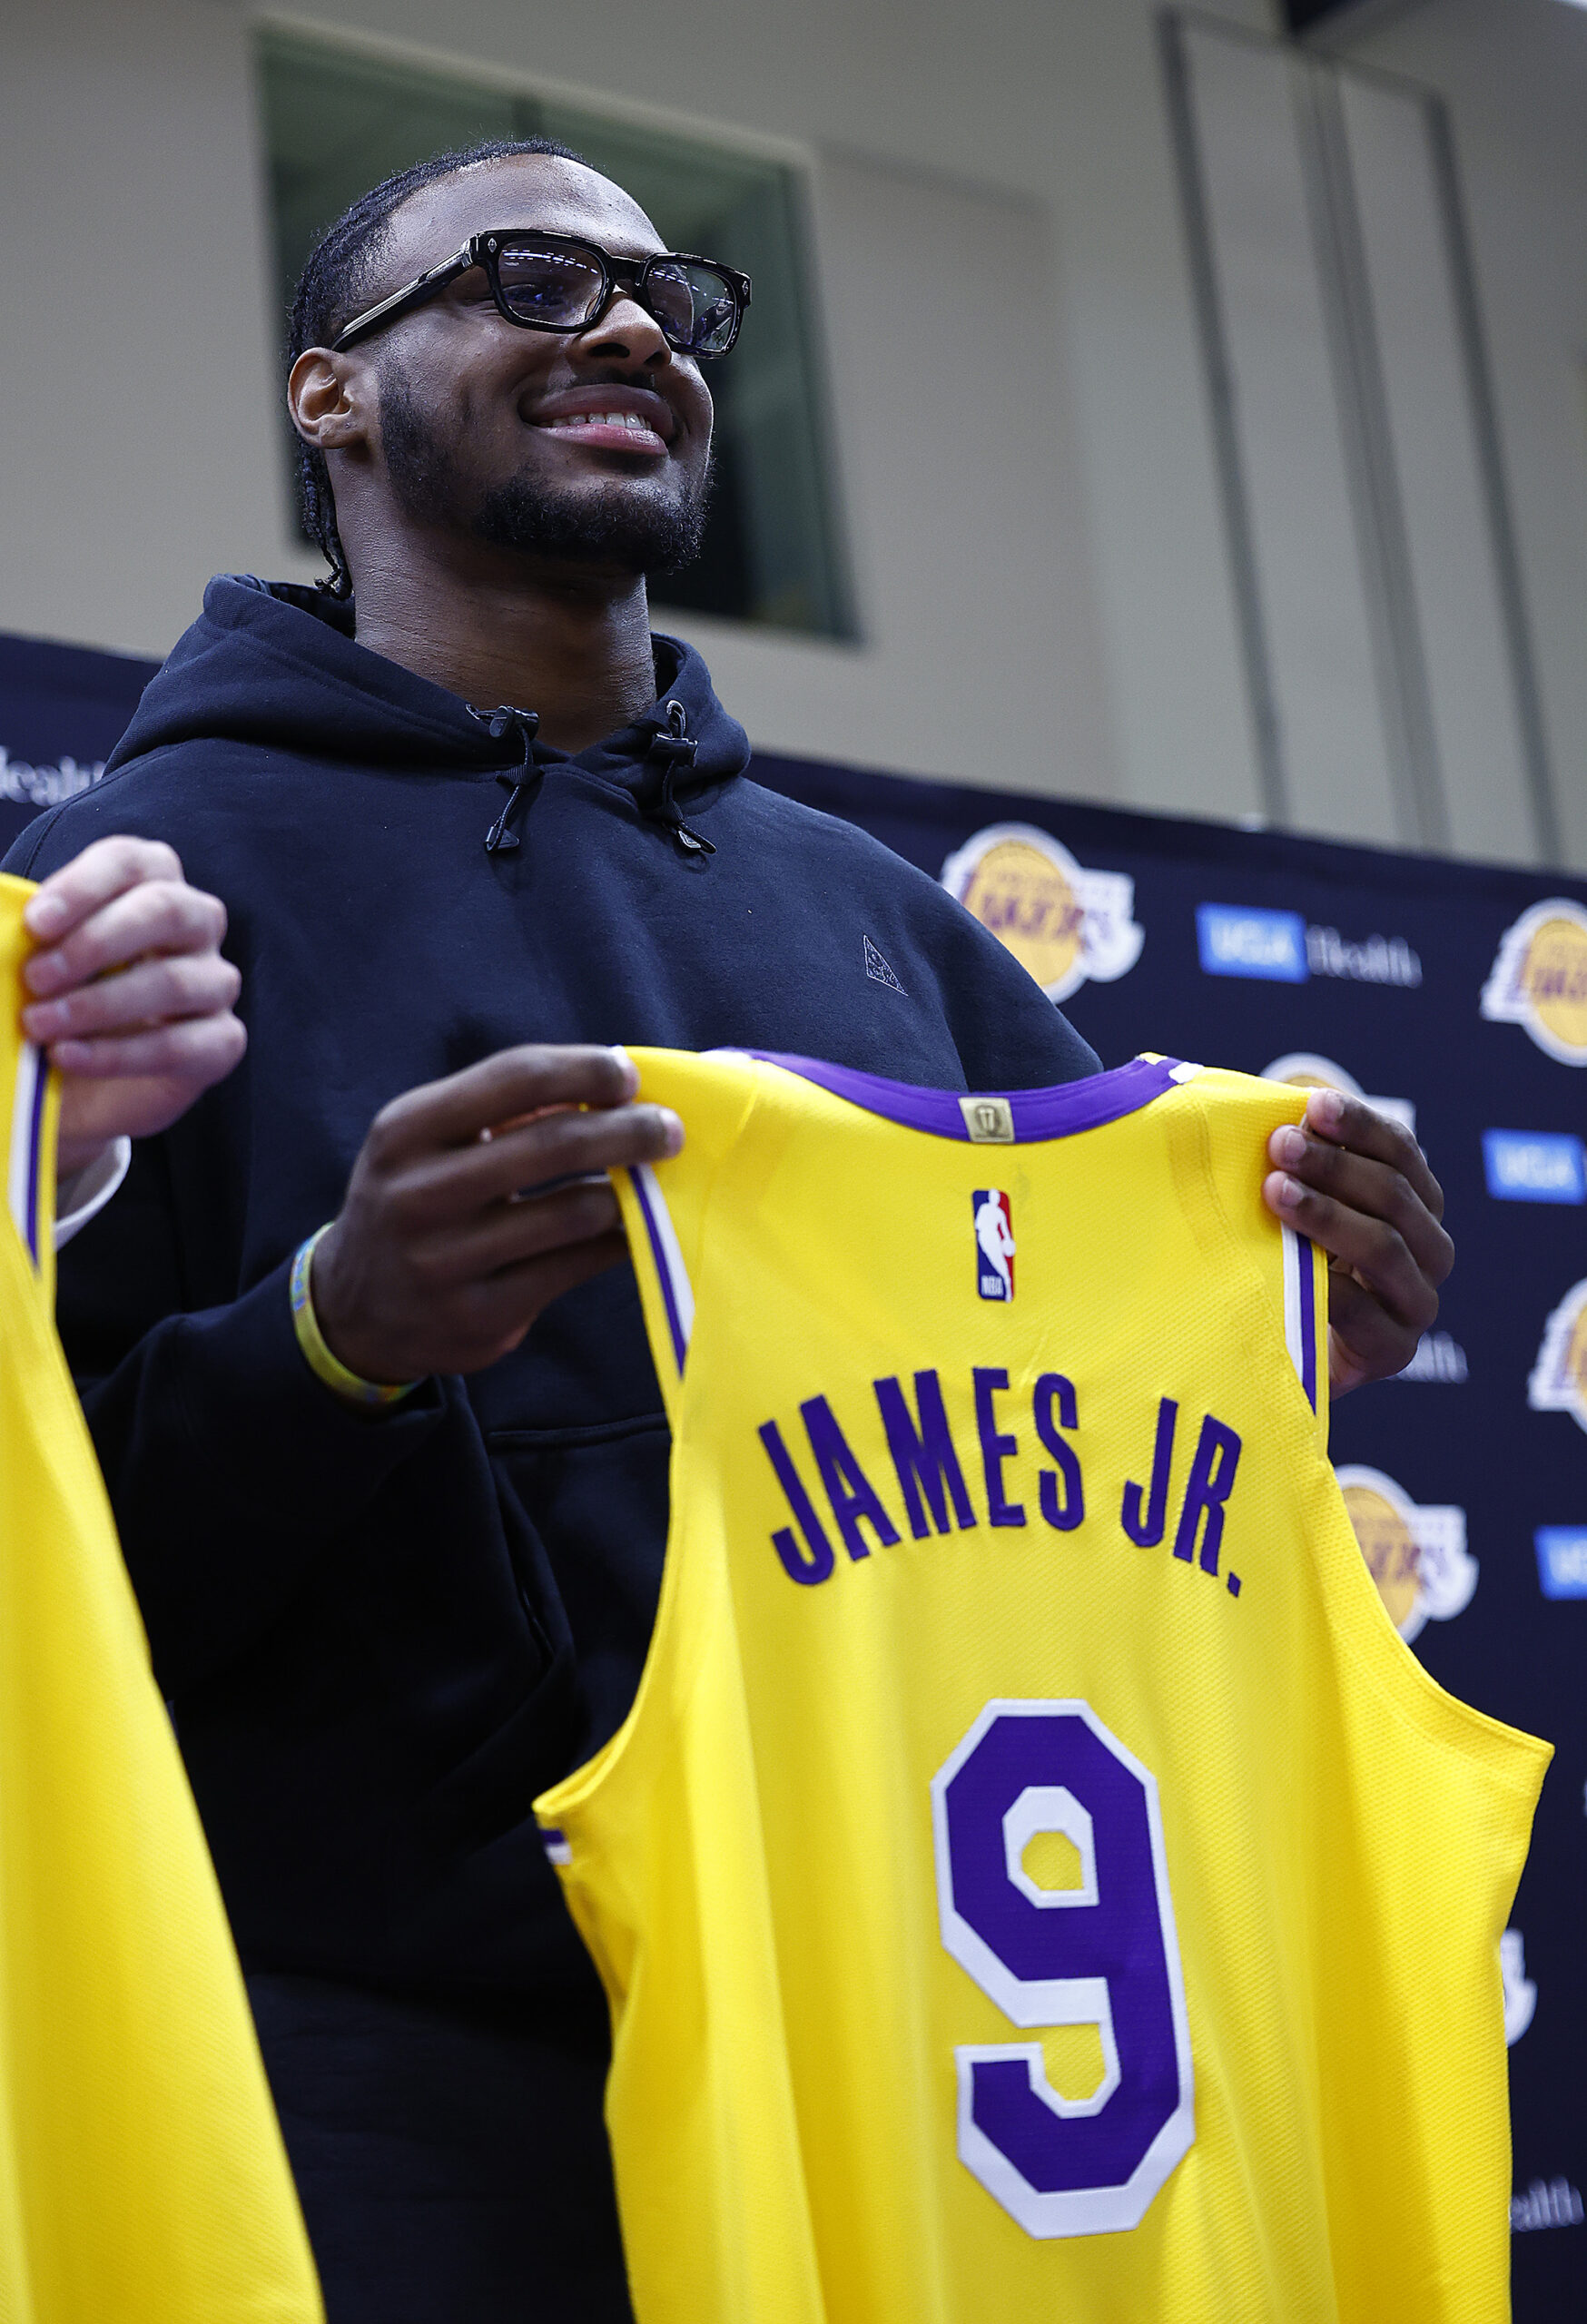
[6,140,1452,2323]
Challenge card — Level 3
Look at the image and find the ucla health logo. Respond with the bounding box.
[1262,1053,1415,1137]
[1481,898,1587,1065]
[941,825,1144,1004]
[1529,1280,1587,1434]
[1335,1466,1476,1643]
[972,1190,1014,1302]
[1198,907,1421,987]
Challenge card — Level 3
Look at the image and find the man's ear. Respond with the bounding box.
[287,348,370,451]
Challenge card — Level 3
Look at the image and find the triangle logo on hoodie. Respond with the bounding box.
[863,934,907,995]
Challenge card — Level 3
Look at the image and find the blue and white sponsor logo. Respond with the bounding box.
[0,744,105,810]
[1197,905,1308,982]
[1536,1528,1587,1600]
[1196,905,1422,985]
[1484,1130,1587,1205]
[1511,2176,1584,2233]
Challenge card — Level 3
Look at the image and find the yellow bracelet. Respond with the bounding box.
[289,1226,420,1410]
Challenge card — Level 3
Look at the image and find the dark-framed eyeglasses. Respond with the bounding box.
[330,230,751,359]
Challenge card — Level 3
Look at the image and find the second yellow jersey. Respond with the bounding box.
[536,1046,1548,2324]
[0,873,321,2324]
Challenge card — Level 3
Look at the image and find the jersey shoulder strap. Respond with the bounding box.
[611,1048,760,1425]
[1157,1062,1330,1455]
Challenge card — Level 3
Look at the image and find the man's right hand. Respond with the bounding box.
[310,1045,682,1384]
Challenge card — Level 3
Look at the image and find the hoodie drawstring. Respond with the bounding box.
[645,701,715,858]
[469,704,542,854]
[471,696,715,860]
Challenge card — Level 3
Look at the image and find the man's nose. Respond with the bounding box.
[577,290,673,370]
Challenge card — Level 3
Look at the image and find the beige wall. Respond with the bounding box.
[1,0,1581,865]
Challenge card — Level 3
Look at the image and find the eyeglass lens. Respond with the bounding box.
[645,261,740,357]
[494,242,606,326]
[493,241,739,355]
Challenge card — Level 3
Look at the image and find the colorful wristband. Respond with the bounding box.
[289,1226,420,1410]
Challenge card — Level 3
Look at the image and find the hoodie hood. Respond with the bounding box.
[105,575,752,807]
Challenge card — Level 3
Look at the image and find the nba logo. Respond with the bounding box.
[973,1190,1015,1301]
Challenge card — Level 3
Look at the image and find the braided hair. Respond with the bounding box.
[286,137,587,597]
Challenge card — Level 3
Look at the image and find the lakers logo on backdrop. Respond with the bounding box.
[1529,1280,1587,1435]
[941,824,1144,1003]
[1334,1466,1476,1643]
[1481,899,1587,1065]
[1260,1054,1415,1137]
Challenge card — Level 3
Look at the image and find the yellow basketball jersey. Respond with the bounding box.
[0,873,322,2323]
[535,1047,1548,2324]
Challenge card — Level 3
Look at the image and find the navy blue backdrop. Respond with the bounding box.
[5,628,1583,2311]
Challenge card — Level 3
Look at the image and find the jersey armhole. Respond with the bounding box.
[544,1059,762,1855]
[1175,1077,1549,1789]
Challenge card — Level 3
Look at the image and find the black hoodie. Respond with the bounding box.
[5,576,1098,2306]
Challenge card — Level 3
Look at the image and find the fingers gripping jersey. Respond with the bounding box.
[536,1048,1547,2324]
[0,876,322,2324]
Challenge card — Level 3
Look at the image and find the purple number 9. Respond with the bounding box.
[931,1701,1194,2237]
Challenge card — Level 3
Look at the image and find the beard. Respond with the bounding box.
[378,369,712,576]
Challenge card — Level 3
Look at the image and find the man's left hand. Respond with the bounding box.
[19,835,247,1178]
[1263,1089,1453,1396]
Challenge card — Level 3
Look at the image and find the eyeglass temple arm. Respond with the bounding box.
[330,243,478,353]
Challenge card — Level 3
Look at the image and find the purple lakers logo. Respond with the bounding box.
[973,1189,1015,1301]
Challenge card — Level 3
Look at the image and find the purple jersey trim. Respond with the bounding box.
[734,1051,1185,1143]
[627,1166,689,1374]
[24,1046,45,1266]
[1297,1232,1317,1413]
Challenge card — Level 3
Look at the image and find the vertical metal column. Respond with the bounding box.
[1158,11,1291,831]
[1296,64,1450,850]
[1424,100,1562,866]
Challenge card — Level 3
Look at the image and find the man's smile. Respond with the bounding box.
[525,383,676,458]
